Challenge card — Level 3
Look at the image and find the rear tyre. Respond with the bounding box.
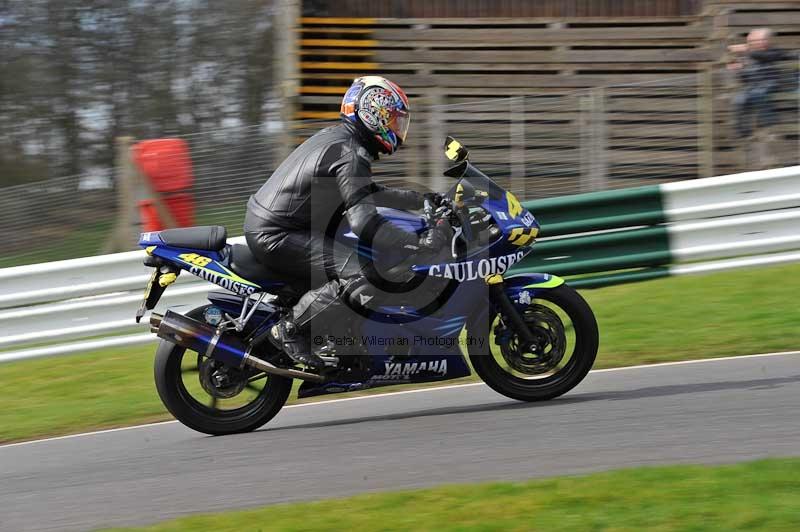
[468,284,598,402]
[154,305,293,435]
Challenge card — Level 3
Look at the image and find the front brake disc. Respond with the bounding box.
[499,304,566,375]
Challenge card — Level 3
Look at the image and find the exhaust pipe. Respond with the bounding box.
[150,310,324,382]
[240,352,326,382]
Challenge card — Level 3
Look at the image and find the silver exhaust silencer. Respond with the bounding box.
[149,312,163,333]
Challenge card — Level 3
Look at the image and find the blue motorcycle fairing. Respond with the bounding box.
[501,273,566,310]
[364,315,471,383]
[335,188,540,282]
[140,237,287,296]
[408,185,540,279]
[296,277,486,398]
[377,207,428,234]
[139,231,165,247]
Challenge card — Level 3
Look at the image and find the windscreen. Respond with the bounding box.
[453,161,506,201]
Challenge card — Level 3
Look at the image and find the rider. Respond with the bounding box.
[244,76,450,369]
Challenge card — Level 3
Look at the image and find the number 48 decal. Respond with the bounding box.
[179,253,212,267]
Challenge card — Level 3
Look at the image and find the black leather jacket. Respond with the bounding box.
[738,48,792,91]
[245,121,423,249]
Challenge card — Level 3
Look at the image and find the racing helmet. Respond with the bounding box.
[340,76,410,155]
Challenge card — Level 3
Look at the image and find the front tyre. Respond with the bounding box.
[153,306,292,435]
[468,284,598,402]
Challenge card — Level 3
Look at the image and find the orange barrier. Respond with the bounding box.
[133,139,195,231]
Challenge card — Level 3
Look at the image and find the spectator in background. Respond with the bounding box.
[727,28,792,138]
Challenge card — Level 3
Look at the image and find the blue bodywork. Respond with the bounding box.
[139,166,564,397]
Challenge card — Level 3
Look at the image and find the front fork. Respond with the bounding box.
[486,274,537,348]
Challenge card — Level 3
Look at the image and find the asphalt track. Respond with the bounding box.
[1,352,798,531]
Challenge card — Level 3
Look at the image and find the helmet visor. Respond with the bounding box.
[390,109,410,145]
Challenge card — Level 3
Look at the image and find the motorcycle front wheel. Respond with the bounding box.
[153,305,293,435]
[467,284,598,402]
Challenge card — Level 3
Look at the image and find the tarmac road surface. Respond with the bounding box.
[1,352,798,531]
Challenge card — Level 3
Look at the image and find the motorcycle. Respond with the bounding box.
[137,137,598,435]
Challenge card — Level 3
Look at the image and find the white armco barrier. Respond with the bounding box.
[669,208,800,262]
[662,165,800,220]
[1,168,800,364]
[0,235,248,362]
[0,236,246,309]
[0,284,210,348]
[0,249,149,309]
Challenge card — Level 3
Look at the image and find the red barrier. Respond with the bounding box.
[133,139,195,230]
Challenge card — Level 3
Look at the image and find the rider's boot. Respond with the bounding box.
[267,318,324,371]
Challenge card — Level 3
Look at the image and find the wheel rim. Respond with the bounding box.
[175,348,273,416]
[490,297,578,383]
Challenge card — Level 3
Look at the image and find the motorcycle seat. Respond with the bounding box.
[227,244,303,302]
[228,244,285,283]
[160,226,228,251]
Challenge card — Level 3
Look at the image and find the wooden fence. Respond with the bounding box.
[292,0,800,188]
[708,1,800,172]
[301,0,703,18]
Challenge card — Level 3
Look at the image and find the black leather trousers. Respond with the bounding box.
[245,228,364,330]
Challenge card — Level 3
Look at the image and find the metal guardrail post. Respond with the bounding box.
[579,90,591,191]
[428,90,445,191]
[580,88,608,192]
[698,68,715,179]
[797,53,800,165]
[510,95,526,198]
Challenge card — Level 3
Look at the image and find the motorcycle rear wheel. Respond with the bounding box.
[468,284,598,402]
[153,305,293,435]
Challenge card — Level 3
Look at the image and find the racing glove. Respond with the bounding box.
[423,192,444,208]
[419,219,452,250]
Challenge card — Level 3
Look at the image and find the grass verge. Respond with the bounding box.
[0,218,113,268]
[107,458,800,531]
[2,262,799,444]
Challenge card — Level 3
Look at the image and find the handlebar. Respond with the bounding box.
[423,196,461,259]
[423,198,434,223]
[423,197,455,225]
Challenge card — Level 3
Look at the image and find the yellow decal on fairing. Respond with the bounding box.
[454,183,464,207]
[508,227,538,246]
[445,138,463,161]
[218,264,260,286]
[524,276,565,289]
[183,260,260,287]
[178,253,212,267]
[506,191,523,219]
[175,253,259,294]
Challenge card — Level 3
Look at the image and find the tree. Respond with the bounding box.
[0,0,277,186]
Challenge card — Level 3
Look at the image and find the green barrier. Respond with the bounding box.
[512,185,672,287]
[512,226,672,277]
[523,185,665,237]
[565,267,672,289]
